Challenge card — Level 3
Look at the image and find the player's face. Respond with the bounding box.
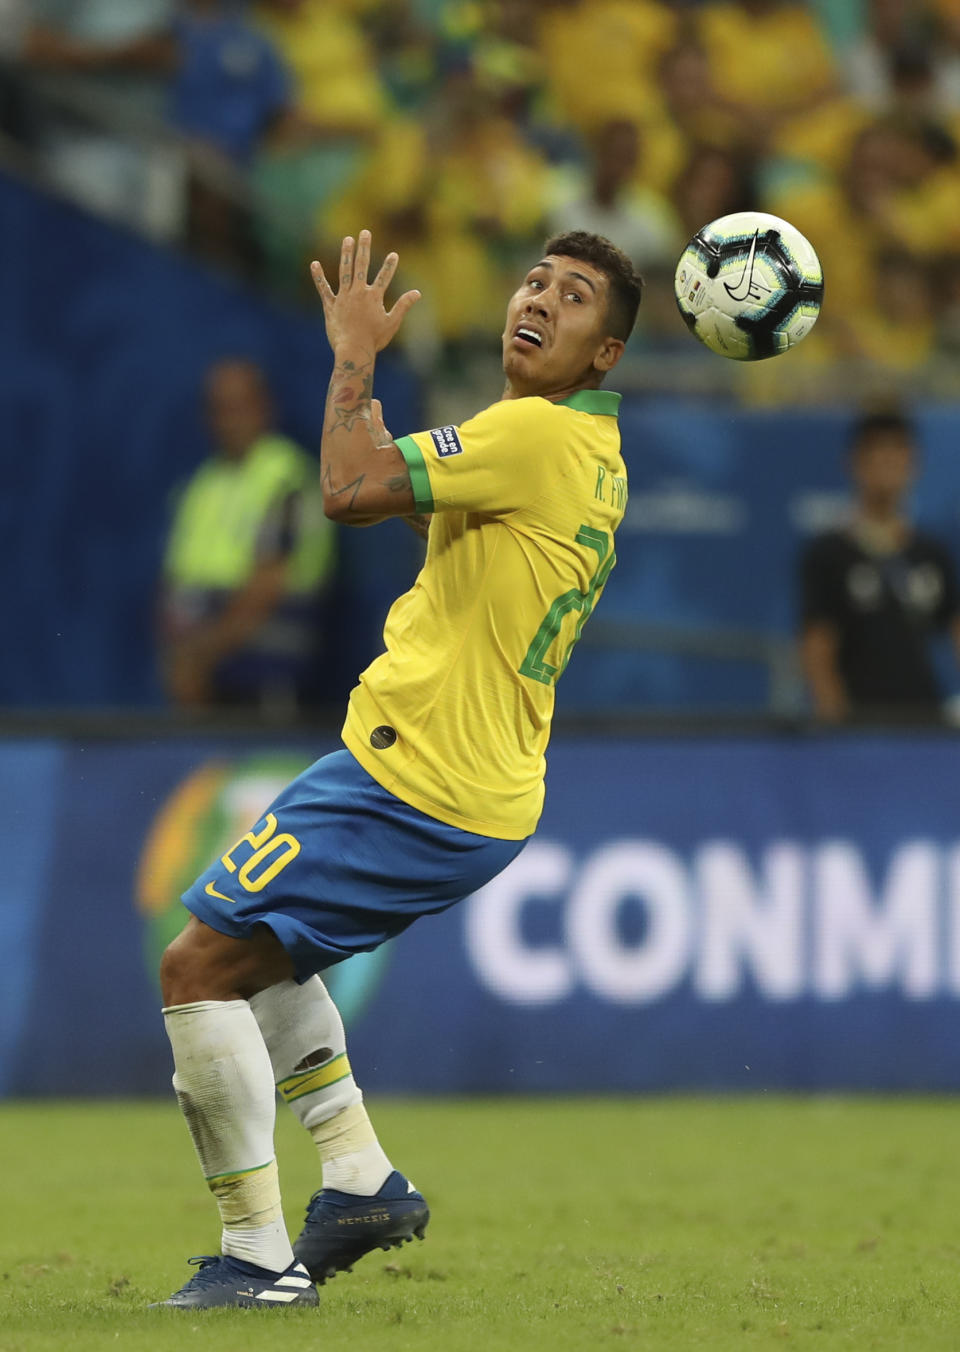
[502,255,624,398]
[851,435,916,508]
[206,361,271,459]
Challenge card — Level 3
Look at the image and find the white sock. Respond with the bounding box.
[163,999,295,1273]
[309,1101,394,1195]
[221,1217,291,1270]
[250,977,393,1195]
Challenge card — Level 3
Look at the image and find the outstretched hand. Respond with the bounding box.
[311,230,421,354]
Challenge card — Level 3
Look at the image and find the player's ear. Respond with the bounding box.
[592,336,625,374]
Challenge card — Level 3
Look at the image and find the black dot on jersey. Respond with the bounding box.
[370,725,397,750]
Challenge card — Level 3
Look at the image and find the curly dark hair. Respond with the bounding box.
[542,230,644,342]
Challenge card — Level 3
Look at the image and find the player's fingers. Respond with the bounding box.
[310,260,335,307]
[339,235,354,289]
[386,288,422,326]
[354,229,372,285]
[373,251,399,292]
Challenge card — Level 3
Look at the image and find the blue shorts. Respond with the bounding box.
[182,749,528,982]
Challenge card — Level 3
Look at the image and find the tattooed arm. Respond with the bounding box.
[311,231,422,524]
[319,342,415,522]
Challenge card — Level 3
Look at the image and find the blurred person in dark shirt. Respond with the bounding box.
[799,408,960,722]
[160,358,335,714]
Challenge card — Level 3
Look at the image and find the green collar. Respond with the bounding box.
[554,389,621,417]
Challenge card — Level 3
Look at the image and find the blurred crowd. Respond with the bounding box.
[5,0,960,398]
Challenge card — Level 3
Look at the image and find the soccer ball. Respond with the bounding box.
[673,211,824,361]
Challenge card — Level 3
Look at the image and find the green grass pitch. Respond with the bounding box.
[2,1096,960,1351]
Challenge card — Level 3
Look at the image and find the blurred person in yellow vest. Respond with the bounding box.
[161,359,335,712]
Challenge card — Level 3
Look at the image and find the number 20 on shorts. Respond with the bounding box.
[221,813,302,893]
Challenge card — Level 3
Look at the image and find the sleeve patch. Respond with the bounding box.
[429,426,464,458]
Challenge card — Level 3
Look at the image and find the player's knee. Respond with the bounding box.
[160,926,209,1006]
[160,919,236,1005]
[160,916,295,1006]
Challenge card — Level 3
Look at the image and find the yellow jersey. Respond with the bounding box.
[341,390,627,840]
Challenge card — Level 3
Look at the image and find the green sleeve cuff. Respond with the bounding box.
[396,434,435,513]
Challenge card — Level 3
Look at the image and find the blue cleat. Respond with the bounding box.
[293,1170,430,1284]
[151,1254,318,1308]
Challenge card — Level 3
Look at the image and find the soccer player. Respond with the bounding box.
[154,227,642,1308]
